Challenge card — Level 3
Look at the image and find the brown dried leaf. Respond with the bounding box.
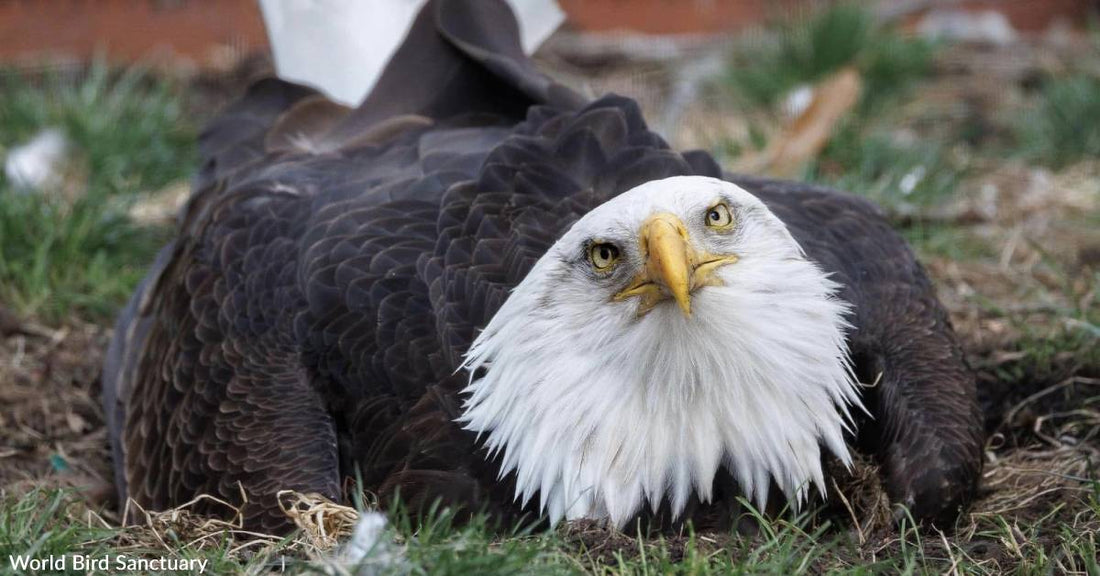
[764,66,863,178]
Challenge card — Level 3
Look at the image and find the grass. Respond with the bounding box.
[0,490,116,576]
[1013,73,1100,168]
[0,193,169,322]
[0,489,288,575]
[0,63,195,193]
[3,489,1100,575]
[982,266,1100,387]
[721,2,954,210]
[388,506,573,575]
[805,121,965,209]
[0,63,193,323]
[901,223,995,262]
[726,3,935,114]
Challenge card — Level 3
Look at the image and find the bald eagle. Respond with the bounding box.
[103,0,982,533]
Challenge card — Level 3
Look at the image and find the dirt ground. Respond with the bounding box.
[1,38,1098,571]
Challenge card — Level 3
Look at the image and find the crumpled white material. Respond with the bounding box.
[258,0,565,106]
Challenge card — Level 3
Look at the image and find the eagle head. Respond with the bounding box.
[459,175,862,526]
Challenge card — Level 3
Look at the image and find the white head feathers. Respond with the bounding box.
[459,175,862,527]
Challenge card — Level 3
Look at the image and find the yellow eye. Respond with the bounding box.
[705,203,734,229]
[589,242,620,270]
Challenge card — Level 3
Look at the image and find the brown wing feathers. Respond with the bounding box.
[736,176,984,522]
[105,0,981,532]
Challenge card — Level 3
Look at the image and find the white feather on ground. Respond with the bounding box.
[314,512,405,576]
[4,128,70,192]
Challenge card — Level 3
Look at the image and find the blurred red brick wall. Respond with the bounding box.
[559,0,1095,34]
[0,0,268,68]
[0,0,815,68]
[558,0,806,34]
[929,0,1094,32]
[0,0,1093,70]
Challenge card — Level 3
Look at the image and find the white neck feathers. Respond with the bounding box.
[459,246,862,526]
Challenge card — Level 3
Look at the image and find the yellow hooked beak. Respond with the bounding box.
[613,213,738,317]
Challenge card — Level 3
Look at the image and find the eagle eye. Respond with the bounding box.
[705,203,734,230]
[588,242,620,271]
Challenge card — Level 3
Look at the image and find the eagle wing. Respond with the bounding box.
[732,175,983,523]
[104,0,981,530]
